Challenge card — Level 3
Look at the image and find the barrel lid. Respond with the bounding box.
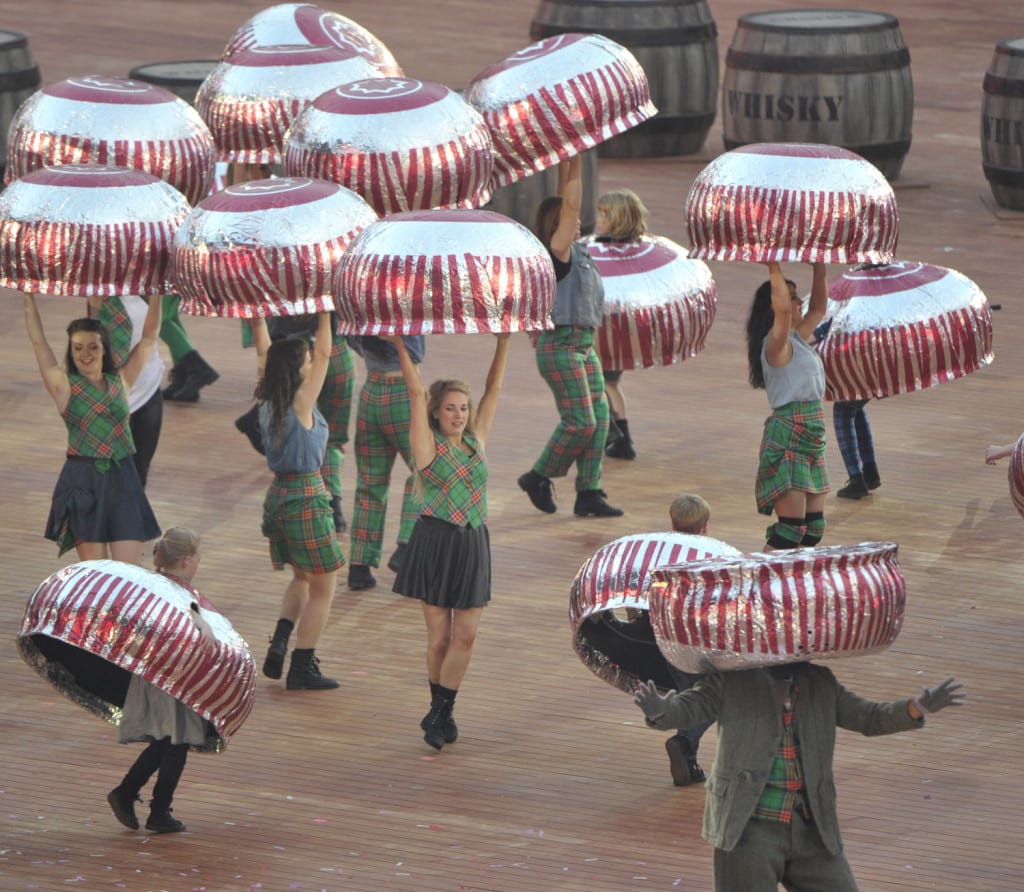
[0,29,30,50]
[995,37,1024,56]
[129,60,219,85]
[738,10,898,33]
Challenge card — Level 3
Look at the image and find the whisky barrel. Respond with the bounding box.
[721,9,913,180]
[981,38,1024,211]
[529,0,718,158]
[128,59,219,107]
[0,31,42,181]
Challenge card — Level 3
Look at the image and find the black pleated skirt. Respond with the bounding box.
[393,515,490,609]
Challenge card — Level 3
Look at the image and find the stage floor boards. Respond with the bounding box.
[1,1,1022,889]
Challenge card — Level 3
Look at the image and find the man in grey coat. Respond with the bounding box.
[634,663,964,891]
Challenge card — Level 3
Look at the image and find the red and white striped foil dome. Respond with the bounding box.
[570,532,740,694]
[4,75,216,205]
[17,560,256,749]
[197,44,385,163]
[223,2,402,76]
[581,236,717,370]
[0,164,191,297]
[1009,434,1024,520]
[334,209,555,335]
[284,78,493,215]
[686,143,899,264]
[816,261,994,400]
[174,176,377,317]
[648,542,906,673]
[465,33,656,189]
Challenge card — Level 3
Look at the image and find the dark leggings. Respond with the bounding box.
[130,389,163,488]
[120,737,188,812]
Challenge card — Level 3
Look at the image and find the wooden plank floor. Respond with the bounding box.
[1,1,1023,890]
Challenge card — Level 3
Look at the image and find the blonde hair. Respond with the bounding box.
[597,189,648,242]
[427,379,475,435]
[670,494,710,534]
[153,527,200,571]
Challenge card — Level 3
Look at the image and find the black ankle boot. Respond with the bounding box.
[107,786,141,830]
[862,461,881,490]
[574,489,624,517]
[145,807,186,833]
[605,418,636,459]
[517,470,557,514]
[421,685,457,750]
[262,618,293,680]
[837,474,870,500]
[286,649,339,690]
[347,564,377,590]
[164,350,219,402]
[424,682,458,744]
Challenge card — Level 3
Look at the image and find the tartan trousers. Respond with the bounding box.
[532,326,609,491]
[318,337,354,500]
[349,373,419,567]
[832,399,874,477]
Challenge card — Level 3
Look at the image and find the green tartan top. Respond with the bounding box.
[62,373,134,460]
[753,686,806,823]
[420,432,487,528]
[97,297,133,368]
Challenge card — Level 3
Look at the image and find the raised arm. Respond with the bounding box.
[763,262,795,369]
[24,293,71,412]
[549,156,582,262]
[118,295,162,388]
[293,312,333,414]
[388,335,434,469]
[473,333,511,447]
[796,262,828,341]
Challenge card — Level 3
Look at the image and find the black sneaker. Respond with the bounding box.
[107,787,140,830]
[518,470,557,513]
[145,809,186,833]
[347,564,377,590]
[573,489,624,517]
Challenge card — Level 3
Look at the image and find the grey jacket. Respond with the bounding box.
[646,663,922,853]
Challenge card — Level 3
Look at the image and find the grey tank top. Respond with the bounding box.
[762,331,826,409]
[260,404,328,473]
[551,242,604,327]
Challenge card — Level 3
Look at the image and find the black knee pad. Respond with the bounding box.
[766,516,806,549]
[800,512,825,546]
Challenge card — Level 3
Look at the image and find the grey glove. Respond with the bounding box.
[914,676,966,714]
[633,679,674,722]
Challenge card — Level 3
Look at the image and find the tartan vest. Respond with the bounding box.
[62,373,134,460]
[420,432,487,528]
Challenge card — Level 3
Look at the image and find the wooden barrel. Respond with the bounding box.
[982,38,1024,211]
[529,0,718,158]
[0,30,42,181]
[128,59,219,106]
[722,9,913,181]
[486,149,600,235]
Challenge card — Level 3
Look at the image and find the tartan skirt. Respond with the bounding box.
[393,515,490,609]
[262,472,345,573]
[755,401,829,515]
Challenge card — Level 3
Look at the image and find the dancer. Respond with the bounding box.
[255,313,345,690]
[592,188,650,461]
[635,669,965,891]
[345,334,426,590]
[746,262,829,549]
[389,333,511,750]
[107,527,217,834]
[25,293,161,561]
[91,295,166,487]
[517,156,622,517]
[811,319,881,499]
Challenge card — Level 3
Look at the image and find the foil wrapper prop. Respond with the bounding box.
[569,532,740,694]
[648,542,905,674]
[173,175,377,317]
[1009,434,1024,520]
[581,235,717,370]
[4,74,216,205]
[17,560,256,751]
[686,143,899,264]
[223,2,403,77]
[465,33,656,189]
[0,164,191,297]
[816,261,994,400]
[197,44,385,164]
[284,78,493,215]
[334,209,555,335]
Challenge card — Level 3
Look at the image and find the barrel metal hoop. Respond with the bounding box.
[843,139,913,161]
[726,48,910,74]
[983,73,1024,98]
[983,163,1024,187]
[0,65,41,92]
[0,30,30,50]
[530,23,718,45]
[634,112,716,134]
